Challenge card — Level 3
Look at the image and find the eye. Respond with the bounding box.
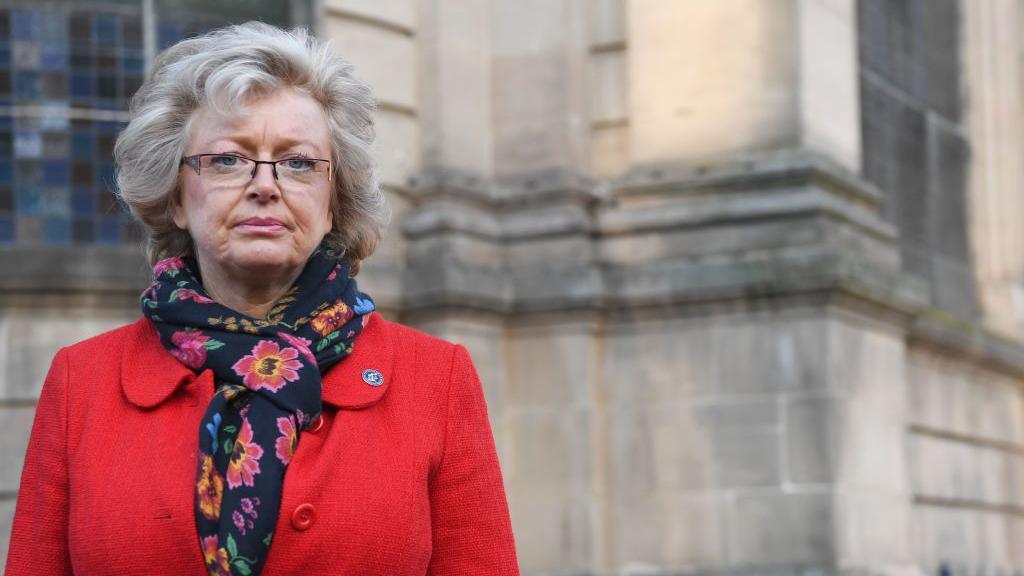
[284,158,316,171]
[211,155,240,167]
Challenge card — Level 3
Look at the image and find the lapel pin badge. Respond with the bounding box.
[361,368,384,387]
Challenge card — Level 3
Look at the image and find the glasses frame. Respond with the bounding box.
[180,153,334,183]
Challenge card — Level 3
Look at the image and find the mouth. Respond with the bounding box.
[236,217,288,234]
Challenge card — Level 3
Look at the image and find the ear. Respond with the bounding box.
[170,188,188,230]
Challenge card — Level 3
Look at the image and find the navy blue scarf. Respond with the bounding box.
[141,246,374,575]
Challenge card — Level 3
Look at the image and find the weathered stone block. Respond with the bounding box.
[325,18,417,110]
[0,497,15,567]
[506,324,596,407]
[836,489,912,566]
[604,314,830,405]
[374,110,421,189]
[588,0,625,45]
[0,407,34,493]
[1,312,135,401]
[507,490,592,575]
[612,493,729,569]
[785,393,837,484]
[731,491,834,565]
[590,50,627,123]
[608,403,713,497]
[505,407,591,488]
[323,0,416,31]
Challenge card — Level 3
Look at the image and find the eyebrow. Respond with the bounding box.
[207,135,327,156]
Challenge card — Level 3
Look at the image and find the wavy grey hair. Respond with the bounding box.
[114,21,388,274]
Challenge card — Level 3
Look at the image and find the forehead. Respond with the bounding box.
[188,88,331,154]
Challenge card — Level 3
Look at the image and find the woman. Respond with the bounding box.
[5,22,519,576]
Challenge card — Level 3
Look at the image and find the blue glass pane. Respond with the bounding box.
[15,185,41,214]
[95,14,119,46]
[39,12,65,45]
[71,131,93,159]
[72,218,94,243]
[97,98,122,111]
[97,217,120,244]
[158,22,184,49]
[14,70,40,100]
[71,188,94,215]
[42,160,68,186]
[14,129,41,158]
[0,160,12,184]
[0,215,12,243]
[12,11,39,42]
[96,120,122,134]
[95,161,114,189]
[39,115,68,132]
[41,46,68,71]
[38,187,68,216]
[122,54,144,75]
[0,117,13,130]
[43,216,69,244]
[0,44,11,67]
[71,73,93,98]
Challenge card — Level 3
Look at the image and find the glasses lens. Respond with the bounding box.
[200,155,253,187]
[194,155,330,188]
[276,159,330,188]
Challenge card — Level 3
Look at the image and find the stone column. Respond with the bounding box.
[627,0,861,172]
[601,1,919,574]
[962,0,1024,339]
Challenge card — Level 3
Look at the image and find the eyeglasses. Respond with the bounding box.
[180,153,333,189]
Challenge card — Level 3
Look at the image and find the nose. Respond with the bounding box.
[246,162,281,202]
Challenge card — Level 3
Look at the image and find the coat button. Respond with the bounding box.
[291,503,316,531]
[306,414,324,433]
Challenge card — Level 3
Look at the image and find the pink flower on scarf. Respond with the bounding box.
[142,280,159,301]
[170,329,210,369]
[275,415,298,466]
[172,288,215,304]
[226,417,263,489]
[232,340,302,392]
[153,257,185,278]
[279,333,316,365]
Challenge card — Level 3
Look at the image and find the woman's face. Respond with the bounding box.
[173,88,334,283]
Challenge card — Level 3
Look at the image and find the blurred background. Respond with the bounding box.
[2,0,1024,574]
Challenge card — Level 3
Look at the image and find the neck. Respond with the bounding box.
[195,256,303,320]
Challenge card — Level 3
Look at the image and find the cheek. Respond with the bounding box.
[306,185,334,233]
[178,187,231,239]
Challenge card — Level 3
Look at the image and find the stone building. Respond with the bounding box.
[3,0,1024,574]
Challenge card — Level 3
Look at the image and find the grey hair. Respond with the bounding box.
[113,21,389,275]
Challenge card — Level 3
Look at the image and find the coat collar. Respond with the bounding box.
[122,312,393,410]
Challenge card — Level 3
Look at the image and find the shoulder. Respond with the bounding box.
[60,317,150,361]
[376,315,458,354]
[370,314,475,383]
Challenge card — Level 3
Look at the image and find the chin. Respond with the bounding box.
[228,240,305,272]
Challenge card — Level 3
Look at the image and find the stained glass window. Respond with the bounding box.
[0,0,291,246]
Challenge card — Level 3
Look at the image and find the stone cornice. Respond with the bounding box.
[908,309,1024,379]
[0,245,151,294]
[399,152,928,323]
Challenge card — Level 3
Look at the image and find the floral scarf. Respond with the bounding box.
[140,246,374,576]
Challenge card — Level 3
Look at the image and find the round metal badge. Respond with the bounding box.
[361,368,385,387]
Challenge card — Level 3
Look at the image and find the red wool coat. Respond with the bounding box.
[5,312,519,575]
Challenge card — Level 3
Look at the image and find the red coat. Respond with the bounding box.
[5,312,519,575]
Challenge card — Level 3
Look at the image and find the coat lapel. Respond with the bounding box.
[122,312,393,410]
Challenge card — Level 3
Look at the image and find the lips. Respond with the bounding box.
[236,217,288,234]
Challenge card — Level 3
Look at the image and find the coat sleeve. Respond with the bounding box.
[4,347,73,575]
[426,344,520,576]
